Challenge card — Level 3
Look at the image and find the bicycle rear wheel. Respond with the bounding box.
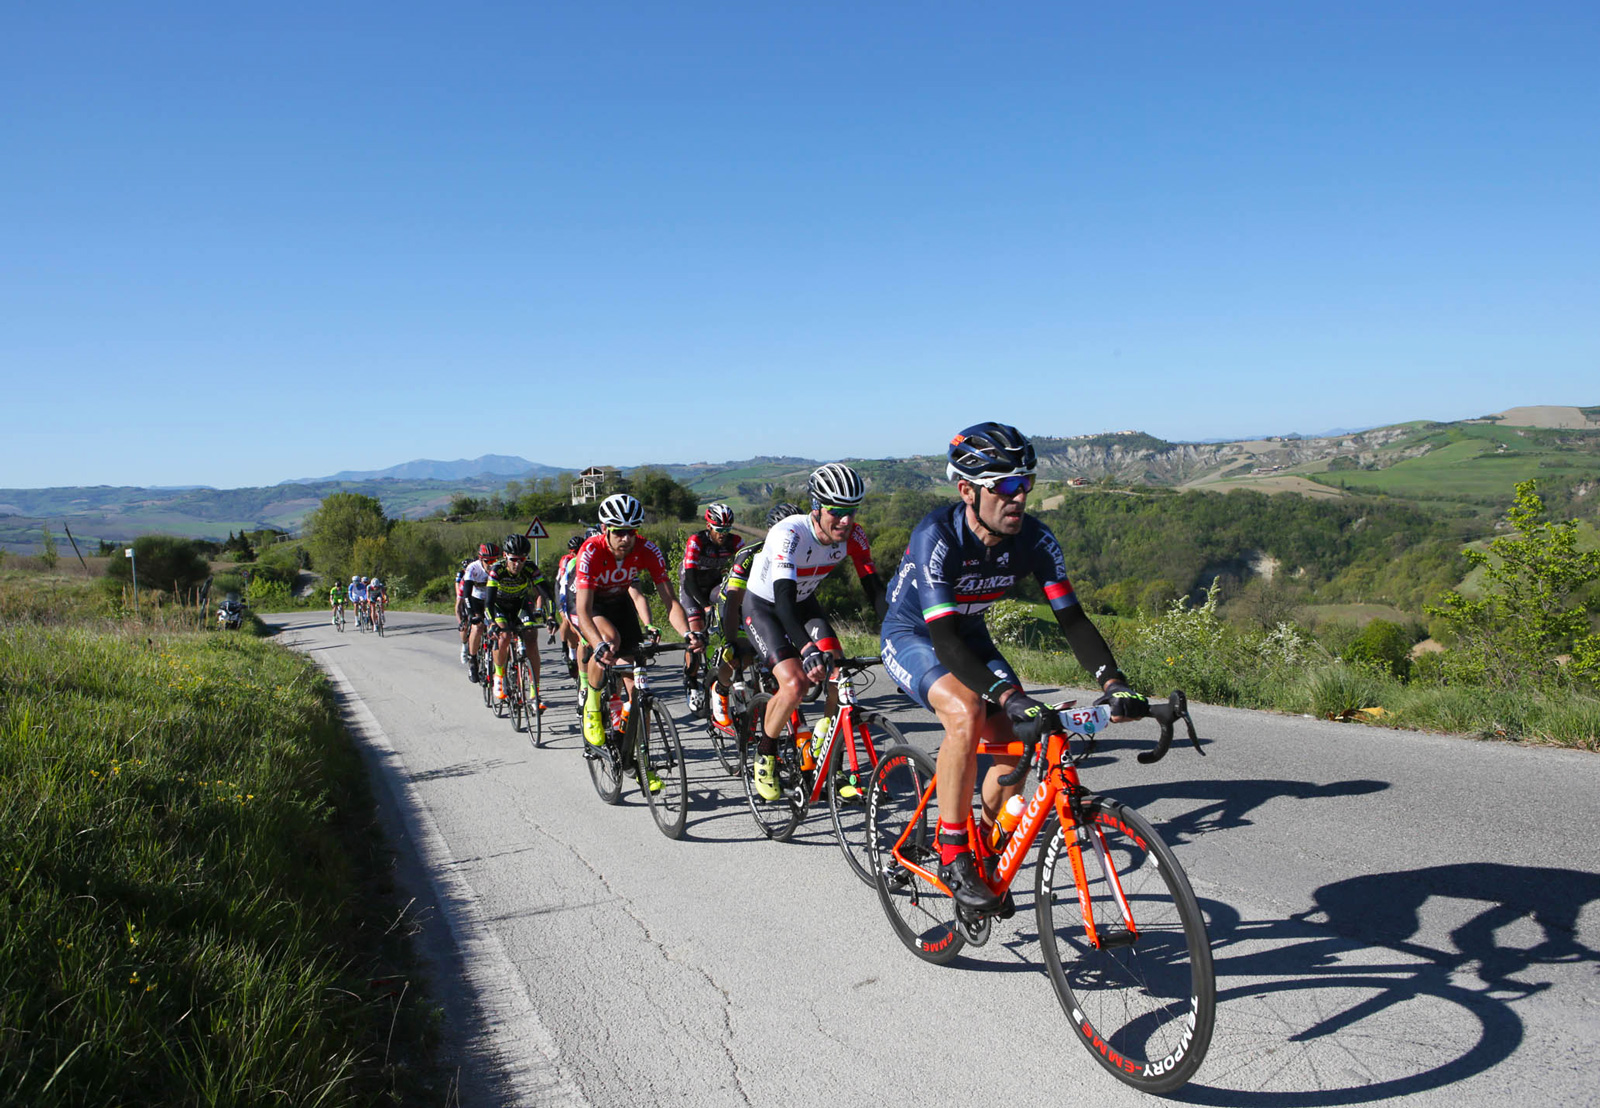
[587,731,624,804]
[638,698,689,839]
[704,670,745,777]
[868,744,964,965]
[739,692,806,841]
[1035,797,1214,1094]
[828,710,903,886]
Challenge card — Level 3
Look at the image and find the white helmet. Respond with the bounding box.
[809,463,865,508]
[597,493,644,528]
[351,575,359,582]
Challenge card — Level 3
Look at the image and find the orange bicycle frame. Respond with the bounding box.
[886,731,1141,949]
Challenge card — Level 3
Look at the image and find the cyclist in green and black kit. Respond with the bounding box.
[485,533,556,705]
[328,582,345,626]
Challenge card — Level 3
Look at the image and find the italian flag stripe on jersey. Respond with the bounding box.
[923,603,958,622]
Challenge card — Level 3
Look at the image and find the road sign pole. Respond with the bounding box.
[125,548,138,613]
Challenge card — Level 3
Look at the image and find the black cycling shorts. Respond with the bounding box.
[743,593,840,670]
[588,591,645,658]
[490,605,540,634]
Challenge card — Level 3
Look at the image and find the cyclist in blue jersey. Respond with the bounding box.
[881,422,1149,911]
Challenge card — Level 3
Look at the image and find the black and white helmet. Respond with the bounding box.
[597,493,644,528]
[946,422,1036,482]
[766,502,802,528]
[503,533,531,558]
[808,463,865,508]
[704,503,734,529]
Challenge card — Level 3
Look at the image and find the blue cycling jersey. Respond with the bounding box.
[349,584,367,601]
[881,502,1080,641]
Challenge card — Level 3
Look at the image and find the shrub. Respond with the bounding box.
[1343,619,1414,680]
[420,574,456,603]
[103,535,209,596]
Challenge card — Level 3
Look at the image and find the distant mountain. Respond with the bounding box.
[283,455,568,484]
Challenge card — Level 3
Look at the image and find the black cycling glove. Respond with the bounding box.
[1004,690,1054,745]
[800,643,832,683]
[1095,681,1150,720]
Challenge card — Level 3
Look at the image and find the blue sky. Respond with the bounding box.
[3,1,1596,488]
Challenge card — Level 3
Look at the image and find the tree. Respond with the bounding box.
[1426,480,1600,690]
[39,528,59,570]
[304,493,389,584]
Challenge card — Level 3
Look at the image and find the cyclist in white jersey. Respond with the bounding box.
[742,463,886,801]
[460,542,498,683]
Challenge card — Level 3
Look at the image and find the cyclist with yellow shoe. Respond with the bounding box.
[573,494,704,789]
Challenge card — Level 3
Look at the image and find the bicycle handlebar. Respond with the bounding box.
[598,640,689,671]
[995,689,1202,787]
[1140,690,1203,765]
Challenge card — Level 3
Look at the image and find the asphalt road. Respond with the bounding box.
[264,610,1600,1107]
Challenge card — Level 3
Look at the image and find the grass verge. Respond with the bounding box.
[0,621,447,1104]
[837,620,1599,751]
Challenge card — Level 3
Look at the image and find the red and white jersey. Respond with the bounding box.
[746,515,876,604]
[574,533,673,598]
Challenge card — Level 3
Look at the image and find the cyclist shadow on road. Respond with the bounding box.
[1097,776,1390,848]
[1172,861,1600,1106]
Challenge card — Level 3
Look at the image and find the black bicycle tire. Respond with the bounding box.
[639,697,689,839]
[531,667,543,748]
[704,667,742,777]
[739,692,806,841]
[868,744,964,964]
[1034,798,1215,1093]
[828,709,903,886]
[510,658,527,733]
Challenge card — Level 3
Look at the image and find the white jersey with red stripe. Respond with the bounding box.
[745,514,877,604]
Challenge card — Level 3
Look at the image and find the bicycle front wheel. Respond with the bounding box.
[638,698,689,839]
[509,660,529,733]
[867,744,964,965]
[739,692,806,841]
[1034,796,1214,1094]
[828,709,902,886]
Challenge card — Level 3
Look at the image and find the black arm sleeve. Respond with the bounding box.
[1053,604,1124,687]
[929,617,1018,703]
[772,578,814,653]
[858,570,888,621]
[682,570,713,610]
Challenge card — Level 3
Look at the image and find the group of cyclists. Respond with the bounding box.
[420,421,1154,910]
[329,573,386,631]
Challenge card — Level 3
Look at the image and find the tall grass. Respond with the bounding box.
[0,620,444,1104]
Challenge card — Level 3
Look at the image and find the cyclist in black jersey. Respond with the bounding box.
[679,503,742,713]
[485,533,556,704]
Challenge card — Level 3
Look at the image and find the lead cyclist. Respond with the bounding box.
[879,421,1149,912]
